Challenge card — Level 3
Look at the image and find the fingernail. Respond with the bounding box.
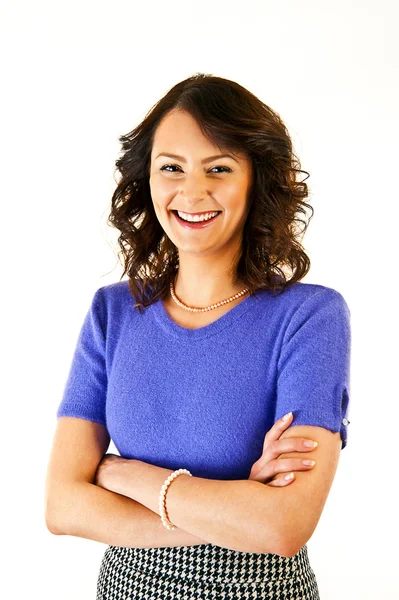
[282,412,292,422]
[304,440,318,448]
[302,460,316,466]
[284,472,294,480]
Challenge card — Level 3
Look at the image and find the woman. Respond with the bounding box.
[45,73,351,599]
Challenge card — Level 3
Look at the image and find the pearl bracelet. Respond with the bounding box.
[159,468,192,530]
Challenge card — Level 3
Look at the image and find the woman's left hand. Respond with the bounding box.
[94,453,129,494]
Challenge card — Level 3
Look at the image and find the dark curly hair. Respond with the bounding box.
[108,73,313,313]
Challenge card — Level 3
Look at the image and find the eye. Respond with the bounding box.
[210,166,232,173]
[160,164,232,174]
[160,164,181,173]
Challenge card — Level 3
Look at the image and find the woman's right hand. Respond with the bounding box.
[249,412,318,487]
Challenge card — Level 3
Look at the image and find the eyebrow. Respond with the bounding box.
[155,152,240,164]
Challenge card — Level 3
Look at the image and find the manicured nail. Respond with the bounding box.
[304,440,318,448]
[282,412,292,422]
[302,460,316,466]
[284,472,294,480]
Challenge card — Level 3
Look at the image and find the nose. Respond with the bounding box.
[177,172,210,202]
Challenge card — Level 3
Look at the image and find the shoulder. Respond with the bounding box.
[271,282,351,324]
[96,279,131,301]
[253,281,350,322]
[276,281,349,309]
[255,282,351,348]
[94,280,134,313]
[85,280,138,336]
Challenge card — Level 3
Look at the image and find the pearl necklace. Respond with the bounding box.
[169,276,250,313]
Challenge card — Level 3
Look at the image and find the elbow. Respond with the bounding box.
[44,491,68,536]
[45,515,63,536]
[45,505,63,535]
[273,527,313,558]
[45,481,89,536]
[275,541,305,559]
[255,524,293,557]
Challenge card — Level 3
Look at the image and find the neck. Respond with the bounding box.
[171,261,247,308]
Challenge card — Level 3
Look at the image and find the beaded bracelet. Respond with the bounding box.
[159,468,192,530]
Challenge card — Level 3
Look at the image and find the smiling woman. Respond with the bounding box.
[46,73,351,600]
[147,107,255,307]
[106,72,313,314]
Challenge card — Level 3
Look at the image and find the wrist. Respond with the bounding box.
[112,457,142,498]
[131,460,175,514]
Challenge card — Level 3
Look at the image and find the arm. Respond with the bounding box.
[99,424,341,556]
[269,424,342,555]
[44,417,208,548]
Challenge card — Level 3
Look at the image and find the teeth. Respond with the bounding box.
[177,211,219,222]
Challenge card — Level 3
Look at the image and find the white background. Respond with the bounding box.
[1,0,398,598]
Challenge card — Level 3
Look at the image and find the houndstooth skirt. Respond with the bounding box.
[96,542,320,599]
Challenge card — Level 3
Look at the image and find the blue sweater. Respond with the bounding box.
[56,280,351,480]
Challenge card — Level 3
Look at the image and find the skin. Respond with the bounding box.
[93,418,340,555]
[149,107,253,308]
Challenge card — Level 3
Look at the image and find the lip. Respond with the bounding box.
[172,210,221,216]
[172,210,221,229]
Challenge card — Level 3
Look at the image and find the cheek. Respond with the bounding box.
[150,177,177,203]
[224,183,249,210]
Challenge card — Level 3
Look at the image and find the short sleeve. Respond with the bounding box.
[56,288,108,425]
[276,288,351,449]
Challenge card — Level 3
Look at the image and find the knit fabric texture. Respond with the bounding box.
[56,280,351,480]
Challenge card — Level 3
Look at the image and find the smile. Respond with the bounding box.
[172,210,221,229]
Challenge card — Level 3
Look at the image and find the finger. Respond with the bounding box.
[269,436,318,457]
[263,412,293,445]
[262,413,294,454]
[251,457,315,482]
[256,436,318,475]
[267,473,295,487]
[270,457,316,476]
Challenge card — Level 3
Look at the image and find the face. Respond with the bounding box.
[149,109,253,259]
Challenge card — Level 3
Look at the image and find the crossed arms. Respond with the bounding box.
[45,416,341,556]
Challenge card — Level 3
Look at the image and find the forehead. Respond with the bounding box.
[152,110,213,148]
[155,108,203,130]
[151,109,247,162]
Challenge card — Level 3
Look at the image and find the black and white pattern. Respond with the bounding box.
[96,542,320,599]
